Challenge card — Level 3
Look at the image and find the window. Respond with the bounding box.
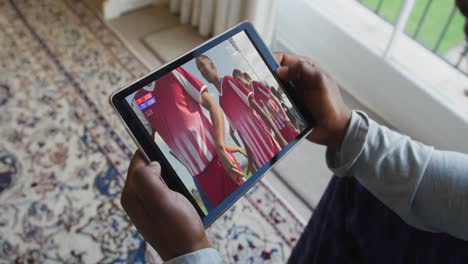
[274,0,468,153]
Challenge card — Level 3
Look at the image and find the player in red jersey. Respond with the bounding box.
[195,55,288,170]
[233,70,300,142]
[131,66,246,208]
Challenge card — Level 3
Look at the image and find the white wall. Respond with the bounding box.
[275,0,468,154]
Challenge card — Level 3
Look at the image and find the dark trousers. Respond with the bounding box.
[288,176,468,264]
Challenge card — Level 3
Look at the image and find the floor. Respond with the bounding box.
[103,3,387,221]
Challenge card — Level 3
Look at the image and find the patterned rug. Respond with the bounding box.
[0,0,304,262]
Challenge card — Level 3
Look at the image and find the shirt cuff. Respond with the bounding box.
[326,110,369,176]
[164,248,223,264]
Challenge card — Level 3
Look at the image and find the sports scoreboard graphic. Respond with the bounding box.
[136,93,156,110]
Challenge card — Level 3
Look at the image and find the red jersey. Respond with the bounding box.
[252,81,287,131]
[219,76,281,167]
[132,67,216,176]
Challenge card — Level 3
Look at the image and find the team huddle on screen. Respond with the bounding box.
[132,55,300,211]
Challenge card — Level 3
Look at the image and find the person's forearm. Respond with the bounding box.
[239,136,255,174]
[412,149,468,240]
[202,94,225,150]
[209,107,226,150]
[246,148,255,174]
[327,111,468,240]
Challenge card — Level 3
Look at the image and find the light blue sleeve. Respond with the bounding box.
[326,111,468,241]
[164,248,223,264]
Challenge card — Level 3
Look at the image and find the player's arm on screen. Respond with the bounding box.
[176,66,228,151]
[248,97,288,147]
[200,91,246,182]
[246,148,256,175]
[177,67,246,182]
[200,91,226,150]
[259,83,289,122]
[226,144,249,180]
[237,136,256,175]
[229,78,285,146]
[257,102,276,132]
[178,67,246,181]
[226,144,247,157]
[270,93,292,124]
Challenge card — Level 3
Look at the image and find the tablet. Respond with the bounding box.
[110,21,312,227]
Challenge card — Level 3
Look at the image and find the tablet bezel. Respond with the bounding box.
[110,21,313,227]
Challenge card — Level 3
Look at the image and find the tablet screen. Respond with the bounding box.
[124,31,306,216]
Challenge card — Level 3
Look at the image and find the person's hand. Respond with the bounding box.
[121,151,211,261]
[247,160,256,176]
[276,133,288,148]
[274,52,351,151]
[282,117,296,130]
[217,147,247,183]
[226,144,248,158]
